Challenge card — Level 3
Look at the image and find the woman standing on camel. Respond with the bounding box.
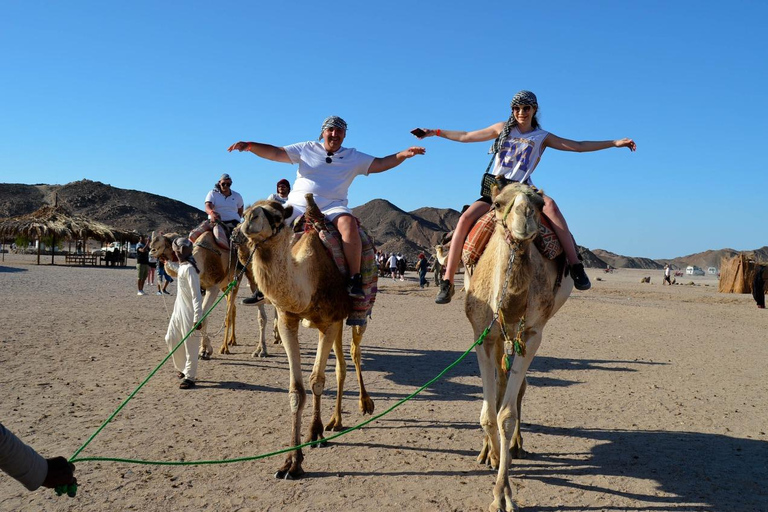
[413,90,636,304]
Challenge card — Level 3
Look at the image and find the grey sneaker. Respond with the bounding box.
[570,263,592,291]
[435,280,455,304]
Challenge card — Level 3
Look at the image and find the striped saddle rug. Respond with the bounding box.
[462,210,563,270]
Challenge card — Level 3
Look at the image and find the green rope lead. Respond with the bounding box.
[68,277,238,464]
[68,323,493,467]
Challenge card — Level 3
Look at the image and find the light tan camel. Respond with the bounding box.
[464,183,572,512]
[149,231,269,359]
[239,196,374,479]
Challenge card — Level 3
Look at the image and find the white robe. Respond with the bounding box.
[164,261,203,380]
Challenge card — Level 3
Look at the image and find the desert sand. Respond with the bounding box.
[1,254,767,512]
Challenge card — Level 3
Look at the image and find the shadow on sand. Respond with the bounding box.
[514,424,768,511]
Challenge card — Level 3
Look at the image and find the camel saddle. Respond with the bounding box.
[299,211,378,327]
[462,210,563,270]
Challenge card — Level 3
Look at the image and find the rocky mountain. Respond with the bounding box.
[351,199,461,258]
[0,180,206,236]
[592,249,664,270]
[2,180,764,268]
[659,248,768,270]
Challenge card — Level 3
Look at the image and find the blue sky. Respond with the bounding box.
[1,1,765,259]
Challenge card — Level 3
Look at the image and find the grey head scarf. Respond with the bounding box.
[318,116,348,140]
[489,90,539,154]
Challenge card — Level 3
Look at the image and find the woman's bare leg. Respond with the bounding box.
[542,195,591,290]
[436,201,491,304]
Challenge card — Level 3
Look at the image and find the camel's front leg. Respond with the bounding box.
[251,303,269,358]
[272,310,281,344]
[490,331,542,512]
[198,288,219,360]
[510,378,527,459]
[325,326,346,432]
[220,289,237,354]
[274,312,305,480]
[350,325,374,415]
[475,338,501,470]
[307,321,341,445]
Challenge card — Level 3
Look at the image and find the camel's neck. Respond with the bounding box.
[251,230,316,310]
[487,231,534,311]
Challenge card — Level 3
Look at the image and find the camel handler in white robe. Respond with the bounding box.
[227,115,425,297]
[161,238,203,390]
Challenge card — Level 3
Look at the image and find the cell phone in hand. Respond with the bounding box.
[410,128,427,138]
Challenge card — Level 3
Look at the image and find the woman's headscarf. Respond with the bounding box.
[490,90,539,154]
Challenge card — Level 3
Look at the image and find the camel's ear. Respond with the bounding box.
[150,230,155,242]
[490,184,501,201]
[282,205,294,221]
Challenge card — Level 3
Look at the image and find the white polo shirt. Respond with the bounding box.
[205,188,244,222]
[283,141,374,219]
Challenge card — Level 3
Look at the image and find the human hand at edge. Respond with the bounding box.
[42,457,76,489]
[399,147,426,159]
[227,142,249,152]
[615,138,637,152]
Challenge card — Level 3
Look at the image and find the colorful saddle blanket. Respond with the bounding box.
[302,215,378,327]
[462,210,563,270]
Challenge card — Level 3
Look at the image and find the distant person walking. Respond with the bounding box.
[162,238,203,389]
[663,264,672,285]
[156,259,173,295]
[135,236,150,295]
[416,253,429,288]
[387,253,398,280]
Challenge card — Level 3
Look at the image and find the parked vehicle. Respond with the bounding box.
[686,266,705,276]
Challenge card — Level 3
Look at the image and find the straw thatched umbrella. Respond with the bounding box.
[0,202,130,265]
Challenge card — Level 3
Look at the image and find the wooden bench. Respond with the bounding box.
[65,254,98,266]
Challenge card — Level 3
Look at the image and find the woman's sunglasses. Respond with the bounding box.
[512,105,533,113]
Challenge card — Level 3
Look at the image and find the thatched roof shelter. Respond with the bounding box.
[0,201,140,265]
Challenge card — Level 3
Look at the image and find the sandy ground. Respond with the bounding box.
[1,253,767,512]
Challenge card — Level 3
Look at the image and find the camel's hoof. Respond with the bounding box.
[310,438,328,448]
[199,353,211,361]
[324,423,344,432]
[359,398,375,416]
[510,447,527,459]
[274,469,304,480]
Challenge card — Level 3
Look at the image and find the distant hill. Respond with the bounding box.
[1,180,764,268]
[659,248,768,270]
[0,180,206,235]
[352,199,461,258]
[592,249,664,270]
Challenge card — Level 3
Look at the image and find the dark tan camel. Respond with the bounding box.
[464,183,572,512]
[239,196,374,479]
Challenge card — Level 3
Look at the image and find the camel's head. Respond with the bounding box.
[149,231,177,259]
[241,200,293,244]
[491,183,545,243]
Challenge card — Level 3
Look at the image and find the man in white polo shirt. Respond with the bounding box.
[189,173,244,249]
[228,116,425,297]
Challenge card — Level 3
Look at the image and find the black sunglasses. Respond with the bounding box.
[325,151,334,164]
